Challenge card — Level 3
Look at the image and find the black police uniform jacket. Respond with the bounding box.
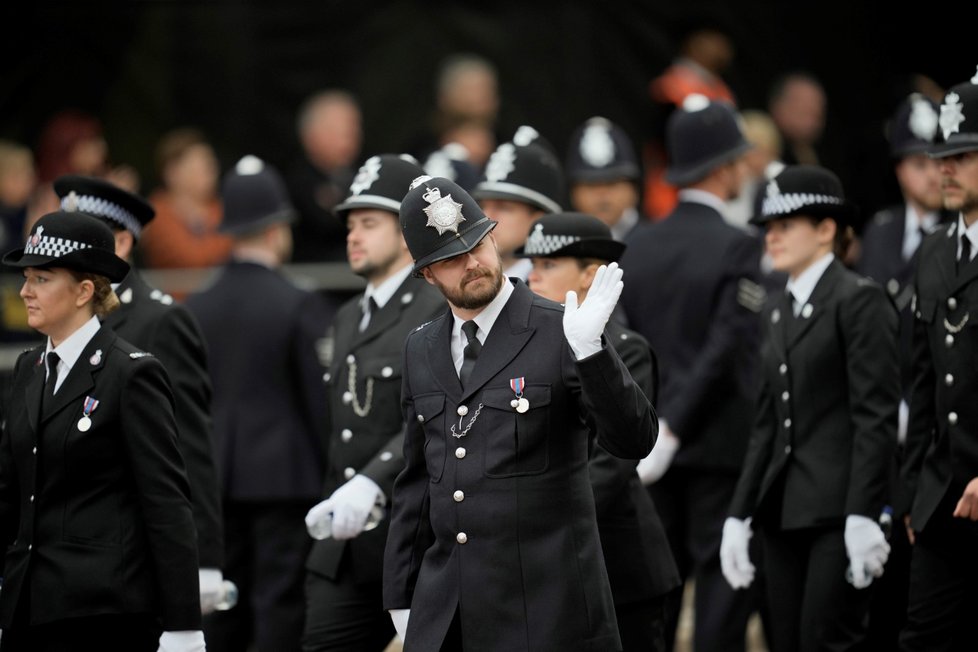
[0,327,201,630]
[594,321,680,605]
[383,280,658,652]
[619,201,762,471]
[306,275,445,583]
[901,222,978,531]
[728,260,900,528]
[184,260,328,501]
[106,270,223,568]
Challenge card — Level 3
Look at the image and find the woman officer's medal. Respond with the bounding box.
[509,377,529,413]
[78,396,99,432]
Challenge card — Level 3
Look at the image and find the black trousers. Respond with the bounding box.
[617,595,667,652]
[900,488,978,652]
[1,614,160,652]
[203,499,314,652]
[760,525,872,652]
[302,562,394,652]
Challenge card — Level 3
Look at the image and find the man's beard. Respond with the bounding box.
[434,262,505,310]
[943,181,978,214]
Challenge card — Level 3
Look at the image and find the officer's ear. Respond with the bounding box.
[113,230,135,260]
[421,266,436,286]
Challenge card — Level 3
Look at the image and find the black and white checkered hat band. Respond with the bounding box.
[62,194,142,236]
[762,193,842,217]
[522,232,580,256]
[24,234,91,258]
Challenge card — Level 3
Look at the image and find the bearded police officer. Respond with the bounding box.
[53,176,225,613]
[900,69,978,652]
[302,155,445,651]
[383,176,657,651]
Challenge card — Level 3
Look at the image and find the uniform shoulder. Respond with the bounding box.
[407,312,448,339]
[530,293,566,316]
[109,335,156,361]
[868,205,901,229]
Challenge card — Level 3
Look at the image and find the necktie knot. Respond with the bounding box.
[359,296,378,332]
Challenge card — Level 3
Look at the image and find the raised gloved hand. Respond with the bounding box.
[158,630,206,652]
[305,474,383,541]
[636,421,679,485]
[199,568,224,615]
[389,608,410,642]
[720,517,756,590]
[563,262,624,360]
[844,514,890,589]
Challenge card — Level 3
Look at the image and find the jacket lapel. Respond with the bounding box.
[426,312,462,400]
[351,278,420,350]
[25,350,46,434]
[768,293,791,361]
[952,245,978,294]
[41,328,113,423]
[937,222,959,289]
[786,260,843,350]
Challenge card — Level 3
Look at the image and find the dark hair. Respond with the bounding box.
[68,269,119,317]
[806,215,853,259]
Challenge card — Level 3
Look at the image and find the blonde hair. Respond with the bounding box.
[68,270,120,318]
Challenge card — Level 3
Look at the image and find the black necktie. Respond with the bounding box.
[458,321,481,386]
[44,352,60,404]
[959,236,972,273]
[786,291,798,318]
[359,297,378,332]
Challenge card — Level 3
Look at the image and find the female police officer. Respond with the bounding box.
[0,211,203,651]
[720,165,900,651]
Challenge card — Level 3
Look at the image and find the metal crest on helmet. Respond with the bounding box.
[580,120,615,167]
[909,95,938,141]
[940,92,966,140]
[422,186,466,235]
[350,156,382,195]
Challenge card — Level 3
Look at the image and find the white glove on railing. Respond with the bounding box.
[844,514,890,589]
[306,474,384,541]
[720,517,756,590]
[389,608,410,642]
[563,262,623,360]
[158,630,206,652]
[636,421,679,485]
[199,568,224,615]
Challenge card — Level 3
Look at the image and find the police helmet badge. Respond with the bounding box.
[940,92,966,141]
[580,119,616,167]
[909,95,939,141]
[422,186,466,235]
[349,156,382,195]
[485,143,516,182]
[766,178,781,199]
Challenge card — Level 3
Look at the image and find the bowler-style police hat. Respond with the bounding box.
[750,164,858,226]
[515,212,625,263]
[400,176,497,275]
[566,117,641,184]
[335,154,424,220]
[471,142,564,214]
[3,211,130,282]
[665,94,751,186]
[53,175,155,239]
[929,69,978,158]
[220,156,296,236]
[888,94,939,159]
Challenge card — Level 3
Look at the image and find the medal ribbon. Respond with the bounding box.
[509,377,525,397]
[83,396,99,417]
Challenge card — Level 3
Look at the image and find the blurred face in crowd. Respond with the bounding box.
[165,143,219,201]
[896,154,943,214]
[346,208,410,284]
[939,151,978,222]
[570,180,637,228]
[303,97,362,172]
[479,199,543,258]
[439,65,499,121]
[527,256,599,303]
[422,234,504,312]
[764,215,836,279]
[20,266,94,344]
[771,77,826,145]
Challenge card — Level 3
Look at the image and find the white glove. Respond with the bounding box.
[844,514,890,589]
[199,568,224,615]
[720,517,756,590]
[636,421,679,485]
[158,630,206,652]
[389,608,410,643]
[305,474,383,541]
[563,262,624,360]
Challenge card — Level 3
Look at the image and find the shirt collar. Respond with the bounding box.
[905,205,939,238]
[451,277,515,345]
[678,188,728,215]
[610,207,639,242]
[46,315,101,374]
[364,263,414,310]
[785,252,835,307]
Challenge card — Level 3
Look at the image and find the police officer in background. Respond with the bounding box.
[186,156,330,652]
[383,176,657,651]
[470,137,564,280]
[302,155,445,651]
[52,175,226,613]
[899,70,978,652]
[619,94,762,652]
[565,117,647,243]
[519,212,681,651]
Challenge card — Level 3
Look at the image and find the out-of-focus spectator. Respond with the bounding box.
[725,110,784,229]
[287,89,363,263]
[0,141,37,251]
[768,72,827,166]
[140,127,231,269]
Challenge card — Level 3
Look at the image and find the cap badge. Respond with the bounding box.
[909,95,938,141]
[940,92,966,140]
[422,186,466,235]
[29,225,44,247]
[350,156,382,195]
[580,120,615,167]
[513,125,540,147]
[485,143,516,182]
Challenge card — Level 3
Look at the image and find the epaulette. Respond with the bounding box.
[130,351,154,359]
[414,320,434,332]
[149,289,174,305]
[737,278,766,313]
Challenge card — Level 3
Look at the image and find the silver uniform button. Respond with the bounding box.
[784,445,792,455]
[945,374,954,387]
[346,354,355,365]
[380,451,393,462]
[32,446,37,455]
[948,412,958,425]
[29,495,34,503]
[456,532,468,544]
[887,279,899,296]
[453,490,465,502]
[381,366,393,378]
[784,418,792,429]
[344,467,356,480]
[28,544,32,551]
[455,447,466,459]
[946,334,955,348]
[342,391,353,404]
[779,363,788,375]
[341,429,353,442]
[948,297,957,311]
[457,405,468,417]
[323,372,331,383]
[417,414,425,423]
[781,391,790,403]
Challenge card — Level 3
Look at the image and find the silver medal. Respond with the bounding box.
[511,399,519,408]
[77,416,92,432]
[516,398,529,414]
